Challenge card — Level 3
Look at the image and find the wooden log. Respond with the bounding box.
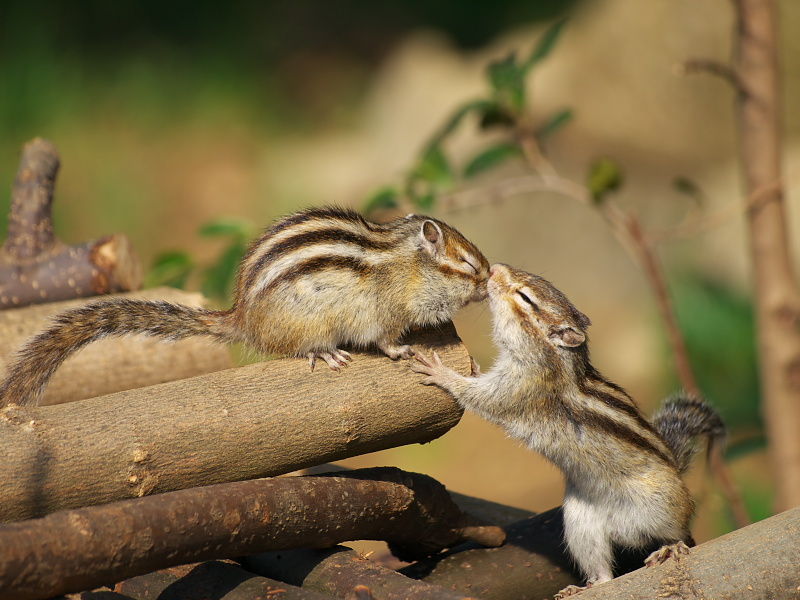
[575,505,800,600]
[0,288,232,406]
[116,561,332,600]
[242,547,479,600]
[0,468,502,600]
[0,324,467,522]
[0,138,142,309]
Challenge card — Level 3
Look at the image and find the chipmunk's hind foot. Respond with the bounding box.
[554,584,587,599]
[644,540,691,567]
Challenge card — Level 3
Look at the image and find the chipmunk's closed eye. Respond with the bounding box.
[461,257,478,274]
[517,291,539,311]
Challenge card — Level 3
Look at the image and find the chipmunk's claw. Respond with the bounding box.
[411,351,450,385]
[645,541,690,567]
[307,349,352,372]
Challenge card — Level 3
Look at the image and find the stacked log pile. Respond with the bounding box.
[0,139,798,600]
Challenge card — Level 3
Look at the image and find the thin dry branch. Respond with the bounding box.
[0,324,469,522]
[0,288,232,406]
[0,138,142,308]
[0,468,504,600]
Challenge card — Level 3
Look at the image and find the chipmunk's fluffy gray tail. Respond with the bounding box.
[652,396,726,474]
[0,299,235,408]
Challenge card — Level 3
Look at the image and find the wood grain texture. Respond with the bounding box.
[0,323,468,522]
[0,287,232,406]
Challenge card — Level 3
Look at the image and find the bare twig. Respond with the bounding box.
[679,58,747,95]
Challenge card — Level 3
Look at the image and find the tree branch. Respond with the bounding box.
[731,0,800,511]
[0,138,142,308]
[0,468,504,600]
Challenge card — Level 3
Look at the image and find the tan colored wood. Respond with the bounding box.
[0,287,233,406]
[0,324,468,522]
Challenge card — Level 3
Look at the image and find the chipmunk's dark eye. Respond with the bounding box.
[517,291,539,311]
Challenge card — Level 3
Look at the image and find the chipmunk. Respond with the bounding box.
[0,206,489,407]
[413,263,724,597]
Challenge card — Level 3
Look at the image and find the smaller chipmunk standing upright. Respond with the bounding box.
[413,263,724,596]
[0,206,489,408]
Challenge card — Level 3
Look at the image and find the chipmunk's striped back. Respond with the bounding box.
[1,206,489,406]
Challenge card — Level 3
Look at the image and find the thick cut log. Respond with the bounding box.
[0,138,142,309]
[243,547,478,600]
[0,468,503,600]
[116,561,332,600]
[576,505,800,599]
[0,288,232,406]
[0,323,468,522]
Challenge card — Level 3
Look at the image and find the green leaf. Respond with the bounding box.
[524,18,567,72]
[536,108,573,141]
[202,240,247,301]
[464,142,522,178]
[363,186,399,214]
[415,144,453,187]
[487,53,526,112]
[587,158,624,204]
[145,251,193,290]
[672,176,705,205]
[198,218,253,240]
[478,104,516,130]
[428,99,495,147]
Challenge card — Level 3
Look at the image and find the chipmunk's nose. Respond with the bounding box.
[489,263,509,278]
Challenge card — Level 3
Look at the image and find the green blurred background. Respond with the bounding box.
[3,0,798,540]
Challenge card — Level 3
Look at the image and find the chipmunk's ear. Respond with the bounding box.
[550,326,586,348]
[420,220,444,255]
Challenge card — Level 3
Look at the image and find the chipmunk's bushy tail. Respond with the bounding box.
[0,299,236,408]
[652,396,726,474]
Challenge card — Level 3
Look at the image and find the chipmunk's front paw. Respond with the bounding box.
[411,351,453,386]
[378,342,415,360]
[644,541,690,567]
[307,349,353,372]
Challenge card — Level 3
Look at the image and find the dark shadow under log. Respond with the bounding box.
[0,138,142,309]
[0,468,504,600]
[116,561,331,600]
[243,547,478,600]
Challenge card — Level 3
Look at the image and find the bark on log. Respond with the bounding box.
[576,505,800,599]
[242,547,479,600]
[116,561,332,600]
[0,323,468,522]
[0,468,502,600]
[0,288,232,406]
[0,138,142,309]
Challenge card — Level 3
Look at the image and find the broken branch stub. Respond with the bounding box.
[0,468,503,600]
[0,138,142,309]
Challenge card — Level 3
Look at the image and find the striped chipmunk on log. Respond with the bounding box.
[0,206,489,407]
[413,263,725,597]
